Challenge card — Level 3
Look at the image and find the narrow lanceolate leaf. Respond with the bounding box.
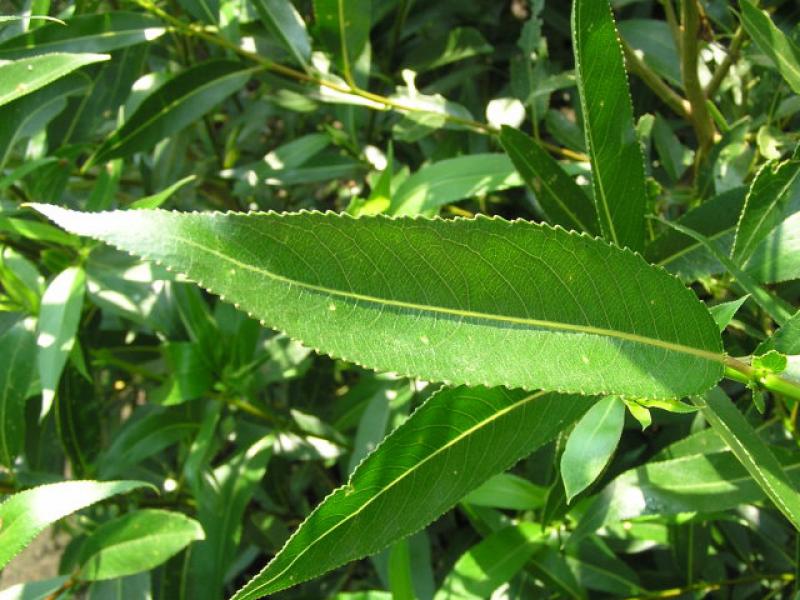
[573,0,647,250]
[37,267,86,419]
[0,318,37,468]
[0,53,107,108]
[231,387,592,599]
[32,206,724,400]
[0,13,165,60]
[313,0,370,81]
[732,159,800,265]
[499,126,598,234]
[698,388,800,530]
[86,60,254,167]
[0,480,151,569]
[434,523,543,600]
[740,0,800,95]
[561,396,625,502]
[77,509,205,581]
[252,0,312,68]
[391,154,523,216]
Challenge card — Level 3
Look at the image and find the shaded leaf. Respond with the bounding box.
[252,0,312,68]
[313,0,370,82]
[499,126,598,234]
[740,0,800,95]
[0,318,37,468]
[78,509,205,581]
[434,523,543,600]
[87,60,254,167]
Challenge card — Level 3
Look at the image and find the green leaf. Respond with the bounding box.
[740,0,800,95]
[645,187,746,282]
[575,448,800,538]
[0,480,151,569]
[390,154,523,216]
[231,387,591,599]
[0,318,37,468]
[0,576,70,600]
[78,509,205,581]
[0,216,80,246]
[37,266,86,418]
[463,473,546,511]
[0,12,165,59]
[758,309,800,356]
[130,175,196,209]
[31,206,724,400]
[86,60,254,167]
[656,218,794,325]
[86,573,151,600]
[0,52,107,109]
[709,296,749,331]
[499,126,598,234]
[573,0,647,250]
[189,435,273,600]
[746,211,800,284]
[313,0,370,83]
[177,0,218,24]
[618,19,681,87]
[0,72,88,168]
[561,396,625,502]
[696,388,800,530]
[252,0,312,69]
[732,159,800,265]
[434,523,543,600]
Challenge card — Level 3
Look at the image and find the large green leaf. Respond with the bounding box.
[499,126,598,234]
[0,12,164,59]
[697,388,800,530]
[232,387,592,599]
[86,60,255,167]
[0,480,151,569]
[37,266,85,418]
[252,0,312,68]
[572,0,647,250]
[0,52,107,108]
[560,395,625,502]
[390,154,523,216]
[78,509,205,581]
[740,0,800,95]
[31,206,724,400]
[732,159,800,265]
[0,318,37,468]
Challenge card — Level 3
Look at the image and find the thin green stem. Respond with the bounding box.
[724,356,800,403]
[705,27,746,98]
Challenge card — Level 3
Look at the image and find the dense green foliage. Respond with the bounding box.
[2,0,800,598]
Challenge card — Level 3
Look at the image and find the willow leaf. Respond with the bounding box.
[0,480,151,569]
[0,53,107,108]
[573,0,647,250]
[740,0,800,95]
[31,206,723,400]
[232,386,592,599]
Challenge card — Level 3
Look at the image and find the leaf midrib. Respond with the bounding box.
[238,390,548,597]
[165,230,723,364]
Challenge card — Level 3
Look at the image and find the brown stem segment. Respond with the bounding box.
[680,0,717,165]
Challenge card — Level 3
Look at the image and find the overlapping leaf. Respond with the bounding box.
[0,53,106,108]
[32,206,724,399]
